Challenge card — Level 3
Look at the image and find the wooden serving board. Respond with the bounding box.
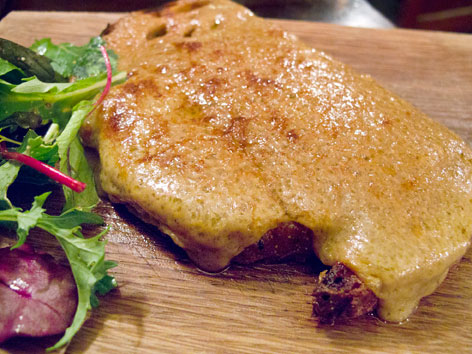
[1,11,472,354]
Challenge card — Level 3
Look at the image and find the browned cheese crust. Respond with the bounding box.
[81,0,472,322]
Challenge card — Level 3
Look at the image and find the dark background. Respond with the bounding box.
[0,0,471,33]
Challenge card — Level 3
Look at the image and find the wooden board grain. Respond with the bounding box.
[1,11,472,354]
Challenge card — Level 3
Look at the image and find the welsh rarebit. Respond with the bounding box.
[81,0,472,322]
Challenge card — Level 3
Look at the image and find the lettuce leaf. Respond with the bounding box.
[0,194,115,351]
[0,37,63,83]
[14,192,49,249]
[0,71,126,128]
[31,36,118,80]
[56,100,99,211]
[0,35,124,350]
[0,57,24,77]
[0,161,20,209]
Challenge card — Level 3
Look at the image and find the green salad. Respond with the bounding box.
[0,36,126,350]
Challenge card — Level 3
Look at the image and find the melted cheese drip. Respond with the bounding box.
[82,0,472,322]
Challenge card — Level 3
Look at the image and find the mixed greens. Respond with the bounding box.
[0,36,125,350]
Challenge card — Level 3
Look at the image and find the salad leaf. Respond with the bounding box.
[31,36,118,80]
[0,57,23,77]
[37,211,114,351]
[91,267,117,306]
[21,130,59,165]
[13,192,49,249]
[12,77,73,94]
[0,71,126,128]
[63,137,98,211]
[0,112,42,130]
[44,208,104,228]
[0,37,65,82]
[57,100,98,211]
[0,161,20,209]
[0,193,115,351]
[0,36,124,350]
[0,130,61,187]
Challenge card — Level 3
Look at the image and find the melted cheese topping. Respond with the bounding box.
[81,0,472,322]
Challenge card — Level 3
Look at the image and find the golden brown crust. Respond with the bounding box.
[83,0,472,321]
